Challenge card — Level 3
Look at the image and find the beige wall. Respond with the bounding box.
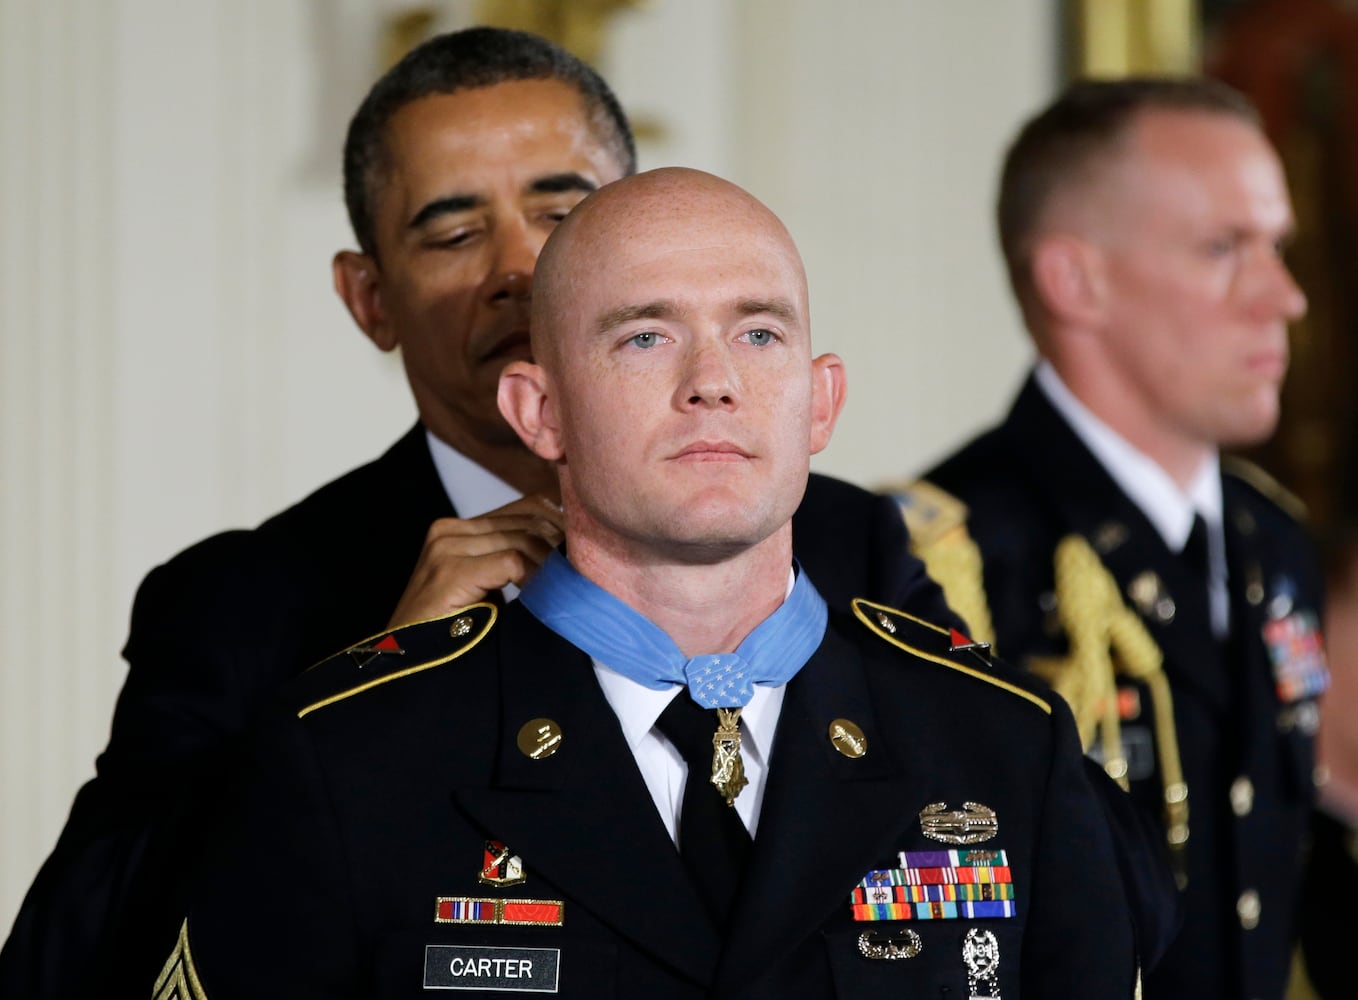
[0,0,1055,934]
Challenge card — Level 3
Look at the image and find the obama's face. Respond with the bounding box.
[336,80,628,454]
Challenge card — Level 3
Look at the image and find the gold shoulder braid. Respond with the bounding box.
[886,479,997,648]
[1029,534,1189,884]
[852,599,1050,715]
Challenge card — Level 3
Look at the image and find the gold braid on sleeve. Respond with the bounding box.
[153,918,209,1000]
[1028,535,1189,882]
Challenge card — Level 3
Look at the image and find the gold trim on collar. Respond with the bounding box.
[1222,455,1308,522]
[852,599,1050,715]
[298,604,498,718]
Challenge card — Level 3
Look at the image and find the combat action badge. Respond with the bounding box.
[919,801,998,844]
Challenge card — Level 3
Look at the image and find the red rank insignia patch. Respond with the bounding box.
[948,629,992,656]
[478,840,526,887]
[347,633,404,668]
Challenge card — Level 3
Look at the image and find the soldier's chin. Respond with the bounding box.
[665,535,764,565]
[661,517,783,566]
[1217,403,1282,449]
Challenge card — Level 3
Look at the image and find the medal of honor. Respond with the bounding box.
[518,552,829,812]
[711,707,748,806]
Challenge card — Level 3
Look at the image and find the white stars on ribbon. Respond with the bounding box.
[684,654,754,708]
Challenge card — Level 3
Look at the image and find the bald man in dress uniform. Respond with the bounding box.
[0,30,954,1000]
[158,168,1137,999]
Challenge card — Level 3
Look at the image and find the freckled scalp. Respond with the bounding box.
[530,167,805,365]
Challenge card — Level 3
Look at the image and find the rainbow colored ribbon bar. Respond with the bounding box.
[850,850,1015,922]
[854,882,1015,904]
[1264,611,1330,702]
[435,897,564,927]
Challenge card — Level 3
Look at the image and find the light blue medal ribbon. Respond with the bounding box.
[519,550,828,707]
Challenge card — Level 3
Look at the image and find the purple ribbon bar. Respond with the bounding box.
[901,850,953,867]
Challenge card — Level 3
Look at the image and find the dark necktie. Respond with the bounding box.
[1181,514,1215,624]
[1181,514,1210,583]
[655,692,752,926]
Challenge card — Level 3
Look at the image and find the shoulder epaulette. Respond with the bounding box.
[296,603,497,718]
[851,598,1050,714]
[1222,455,1309,523]
[881,478,969,547]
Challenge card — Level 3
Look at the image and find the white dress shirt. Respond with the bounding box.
[591,571,798,843]
[1035,361,1229,637]
[427,426,793,840]
[425,430,525,600]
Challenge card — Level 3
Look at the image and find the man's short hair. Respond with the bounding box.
[343,26,637,258]
[998,76,1261,303]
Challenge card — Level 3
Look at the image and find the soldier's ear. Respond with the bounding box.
[333,251,397,352]
[498,361,564,461]
[1029,235,1104,329]
[808,353,847,455]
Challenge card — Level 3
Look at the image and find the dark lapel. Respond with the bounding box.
[384,422,459,519]
[381,423,515,607]
[1000,379,1231,713]
[278,424,462,666]
[712,621,909,996]
[453,605,720,987]
[1221,479,1274,752]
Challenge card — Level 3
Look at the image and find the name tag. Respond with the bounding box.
[423,945,560,993]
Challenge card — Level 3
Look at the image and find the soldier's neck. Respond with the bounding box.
[567,526,794,658]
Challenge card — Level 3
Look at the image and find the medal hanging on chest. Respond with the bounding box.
[711,707,749,806]
[521,554,828,810]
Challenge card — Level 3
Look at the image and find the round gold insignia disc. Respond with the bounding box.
[828,718,867,759]
[449,615,474,637]
[517,718,563,760]
[1093,520,1128,554]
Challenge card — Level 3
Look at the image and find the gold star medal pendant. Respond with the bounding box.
[685,652,757,807]
[711,707,748,806]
